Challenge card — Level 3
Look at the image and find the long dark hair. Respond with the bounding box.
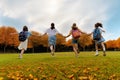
[72,23,78,30]
[23,25,28,31]
[95,22,103,28]
[51,23,55,30]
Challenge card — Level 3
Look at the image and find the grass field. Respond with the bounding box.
[0,51,120,80]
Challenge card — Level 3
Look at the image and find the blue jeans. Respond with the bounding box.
[48,35,56,46]
[72,38,79,44]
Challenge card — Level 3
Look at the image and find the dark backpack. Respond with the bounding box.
[93,28,101,40]
[19,31,27,41]
[72,29,81,39]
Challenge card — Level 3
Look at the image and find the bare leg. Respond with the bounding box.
[95,41,99,56]
[20,49,25,58]
[73,43,79,57]
[101,42,106,56]
[50,45,54,56]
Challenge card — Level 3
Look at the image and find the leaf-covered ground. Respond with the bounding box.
[0,51,120,80]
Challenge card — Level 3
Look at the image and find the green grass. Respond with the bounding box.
[0,51,120,80]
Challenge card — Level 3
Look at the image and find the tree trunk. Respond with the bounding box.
[83,46,86,51]
[32,48,34,53]
[4,46,6,53]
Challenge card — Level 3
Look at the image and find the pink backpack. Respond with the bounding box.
[72,29,81,39]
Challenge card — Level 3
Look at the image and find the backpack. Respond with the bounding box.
[93,28,101,40]
[19,31,27,42]
[72,29,81,39]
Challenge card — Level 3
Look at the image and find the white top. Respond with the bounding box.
[45,28,59,36]
[93,28,105,34]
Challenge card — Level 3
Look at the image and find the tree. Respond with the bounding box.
[56,34,66,45]
[56,34,66,51]
[106,40,117,50]
[28,31,42,52]
[116,37,120,49]
[0,27,6,45]
[41,34,48,47]
[6,27,19,47]
[65,39,72,47]
[79,33,92,51]
[0,26,19,53]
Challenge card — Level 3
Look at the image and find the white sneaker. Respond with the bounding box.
[95,53,99,56]
[19,54,22,59]
[51,51,54,56]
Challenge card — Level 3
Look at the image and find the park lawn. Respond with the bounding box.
[0,51,120,80]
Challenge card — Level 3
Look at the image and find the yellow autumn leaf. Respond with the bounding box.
[29,74,34,79]
[0,77,4,80]
[34,78,38,80]
[109,74,116,79]
[26,68,30,71]
[42,75,47,78]
[83,69,88,74]
[79,76,88,80]
[94,67,100,71]
[72,69,78,73]
[68,74,74,79]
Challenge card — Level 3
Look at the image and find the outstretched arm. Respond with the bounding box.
[88,32,93,36]
[101,29,105,33]
[43,33,47,36]
[65,30,72,38]
[78,29,85,34]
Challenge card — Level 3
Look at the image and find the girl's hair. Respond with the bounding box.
[51,23,55,30]
[72,23,78,30]
[95,22,103,28]
[23,25,28,31]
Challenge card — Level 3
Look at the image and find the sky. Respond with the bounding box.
[0,0,120,41]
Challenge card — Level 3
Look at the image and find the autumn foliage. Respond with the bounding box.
[0,26,19,47]
[0,26,120,52]
[106,38,120,50]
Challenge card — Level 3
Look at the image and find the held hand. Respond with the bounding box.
[87,34,91,36]
[64,36,67,38]
[87,32,93,36]
[103,30,105,33]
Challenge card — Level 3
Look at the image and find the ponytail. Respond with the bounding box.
[95,22,103,28]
